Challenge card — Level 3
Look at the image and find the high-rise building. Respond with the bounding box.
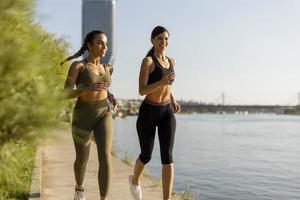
[82,0,116,64]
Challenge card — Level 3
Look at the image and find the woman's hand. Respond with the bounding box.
[161,72,175,85]
[86,82,109,92]
[108,93,118,111]
[171,99,181,113]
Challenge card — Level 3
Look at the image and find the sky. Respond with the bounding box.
[35,0,300,105]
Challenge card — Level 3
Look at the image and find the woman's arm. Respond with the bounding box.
[139,57,174,96]
[63,61,108,99]
[63,61,86,99]
[170,92,181,113]
[105,64,113,75]
[168,58,180,112]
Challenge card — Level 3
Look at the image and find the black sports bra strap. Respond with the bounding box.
[151,55,159,65]
[151,55,173,69]
[166,57,173,68]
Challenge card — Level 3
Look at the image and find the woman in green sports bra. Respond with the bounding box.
[61,30,116,200]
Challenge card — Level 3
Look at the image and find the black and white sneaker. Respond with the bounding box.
[74,187,86,200]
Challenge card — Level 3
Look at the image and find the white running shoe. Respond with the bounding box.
[74,188,86,200]
[129,175,142,200]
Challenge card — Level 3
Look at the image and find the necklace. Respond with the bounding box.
[157,56,167,62]
[162,57,167,62]
[87,62,105,74]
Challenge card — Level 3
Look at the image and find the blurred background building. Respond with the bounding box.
[82,0,116,64]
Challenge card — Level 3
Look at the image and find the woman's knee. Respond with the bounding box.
[74,156,89,168]
[73,145,91,168]
[139,154,151,164]
[161,154,173,164]
[99,152,112,163]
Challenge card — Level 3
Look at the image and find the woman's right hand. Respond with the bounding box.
[85,82,109,93]
[161,72,175,85]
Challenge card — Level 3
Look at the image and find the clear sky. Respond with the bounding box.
[35,0,300,105]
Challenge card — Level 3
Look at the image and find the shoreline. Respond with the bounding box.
[37,125,171,200]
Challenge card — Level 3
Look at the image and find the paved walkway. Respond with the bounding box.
[41,125,167,200]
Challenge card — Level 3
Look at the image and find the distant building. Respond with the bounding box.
[82,0,116,64]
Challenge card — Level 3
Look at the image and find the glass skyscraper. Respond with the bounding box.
[82,0,116,64]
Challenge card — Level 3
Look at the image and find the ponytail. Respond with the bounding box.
[60,30,105,66]
[146,47,154,57]
[60,45,86,65]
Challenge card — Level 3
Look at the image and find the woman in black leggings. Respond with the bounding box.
[129,26,181,200]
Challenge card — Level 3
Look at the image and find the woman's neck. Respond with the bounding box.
[87,55,101,65]
[153,50,166,60]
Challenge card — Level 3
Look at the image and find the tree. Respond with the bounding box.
[0,0,69,198]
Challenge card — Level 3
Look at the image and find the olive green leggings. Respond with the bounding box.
[72,99,113,197]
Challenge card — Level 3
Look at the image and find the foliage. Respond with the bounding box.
[284,106,300,115]
[0,140,36,199]
[0,0,69,198]
[176,187,198,200]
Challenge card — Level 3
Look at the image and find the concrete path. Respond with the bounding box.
[41,125,168,200]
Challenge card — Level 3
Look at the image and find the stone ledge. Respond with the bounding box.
[28,146,42,200]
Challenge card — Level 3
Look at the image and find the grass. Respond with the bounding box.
[118,152,198,199]
[119,154,163,187]
[121,154,134,166]
[0,139,37,200]
[174,186,199,200]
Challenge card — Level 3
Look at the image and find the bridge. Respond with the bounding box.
[179,103,292,114]
[179,92,300,114]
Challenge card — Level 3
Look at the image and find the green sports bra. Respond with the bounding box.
[76,59,112,89]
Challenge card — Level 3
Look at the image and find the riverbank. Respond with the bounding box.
[38,125,181,200]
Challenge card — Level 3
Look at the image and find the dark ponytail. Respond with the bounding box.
[60,46,86,65]
[60,30,105,65]
[146,47,154,57]
[146,26,169,57]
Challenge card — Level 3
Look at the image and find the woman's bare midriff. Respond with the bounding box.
[146,85,171,103]
[78,90,108,102]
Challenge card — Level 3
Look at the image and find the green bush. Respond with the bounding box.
[0,0,69,198]
[0,140,36,200]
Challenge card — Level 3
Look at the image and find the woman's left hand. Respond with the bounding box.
[171,100,181,113]
[108,93,118,111]
[112,98,117,111]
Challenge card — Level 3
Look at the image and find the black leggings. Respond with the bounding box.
[136,99,176,165]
